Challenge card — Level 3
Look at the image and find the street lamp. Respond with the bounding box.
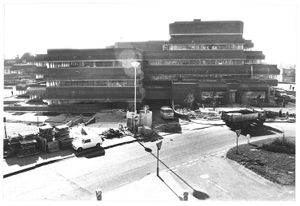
[131,61,140,135]
[131,61,140,114]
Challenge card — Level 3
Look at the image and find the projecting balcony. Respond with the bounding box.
[245,51,265,60]
[244,39,254,49]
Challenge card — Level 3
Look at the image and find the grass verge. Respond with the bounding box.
[227,136,295,185]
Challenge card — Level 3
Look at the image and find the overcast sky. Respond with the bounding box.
[2,0,298,65]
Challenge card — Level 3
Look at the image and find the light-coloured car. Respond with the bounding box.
[72,136,104,152]
[160,106,174,120]
[71,126,104,152]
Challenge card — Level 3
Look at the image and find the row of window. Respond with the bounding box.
[245,59,263,64]
[201,91,226,100]
[163,43,244,51]
[46,80,140,87]
[36,61,131,69]
[148,59,245,66]
[252,74,277,80]
[36,59,262,68]
[149,73,250,81]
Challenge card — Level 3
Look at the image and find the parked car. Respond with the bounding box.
[160,106,174,120]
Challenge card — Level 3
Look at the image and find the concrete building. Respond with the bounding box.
[34,19,279,108]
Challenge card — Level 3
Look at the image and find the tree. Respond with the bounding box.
[20,52,35,63]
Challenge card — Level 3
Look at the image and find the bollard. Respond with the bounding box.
[183,191,188,201]
[246,134,251,144]
[96,189,102,201]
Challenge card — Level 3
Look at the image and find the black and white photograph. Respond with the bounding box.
[1,0,298,202]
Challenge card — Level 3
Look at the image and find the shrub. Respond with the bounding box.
[261,137,295,154]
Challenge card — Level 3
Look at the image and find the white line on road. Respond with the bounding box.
[208,180,228,193]
[186,162,197,167]
[200,174,210,179]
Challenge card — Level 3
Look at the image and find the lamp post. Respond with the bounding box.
[131,61,140,114]
[131,62,140,135]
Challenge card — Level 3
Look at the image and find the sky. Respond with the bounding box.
[2,0,299,65]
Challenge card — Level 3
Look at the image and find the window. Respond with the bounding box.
[83,139,91,143]
[167,43,244,51]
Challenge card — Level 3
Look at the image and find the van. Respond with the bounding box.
[71,127,104,152]
[160,106,174,120]
[72,136,104,152]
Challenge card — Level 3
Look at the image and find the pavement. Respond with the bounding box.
[100,171,195,201]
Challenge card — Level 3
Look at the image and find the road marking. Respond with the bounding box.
[208,180,228,193]
[182,162,187,166]
[186,162,197,167]
[200,174,210,179]
[188,160,194,163]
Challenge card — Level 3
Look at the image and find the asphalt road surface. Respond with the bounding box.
[2,122,295,200]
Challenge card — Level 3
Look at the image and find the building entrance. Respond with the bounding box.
[229,90,237,104]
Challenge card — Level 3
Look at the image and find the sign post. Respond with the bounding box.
[235,129,241,154]
[156,141,162,177]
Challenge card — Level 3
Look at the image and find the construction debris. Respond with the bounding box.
[101,128,123,139]
[54,125,73,149]
[174,107,220,120]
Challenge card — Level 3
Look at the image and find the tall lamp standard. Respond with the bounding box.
[131,61,140,114]
[131,61,140,135]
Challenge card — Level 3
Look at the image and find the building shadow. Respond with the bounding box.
[39,149,75,160]
[74,147,105,159]
[5,154,39,167]
[229,124,283,137]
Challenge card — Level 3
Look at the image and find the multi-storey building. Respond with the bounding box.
[34,19,279,108]
[35,48,144,106]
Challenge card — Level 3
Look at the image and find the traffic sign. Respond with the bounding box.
[235,129,242,137]
[156,141,162,150]
[134,115,139,121]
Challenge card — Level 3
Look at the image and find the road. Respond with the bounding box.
[2,121,295,200]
